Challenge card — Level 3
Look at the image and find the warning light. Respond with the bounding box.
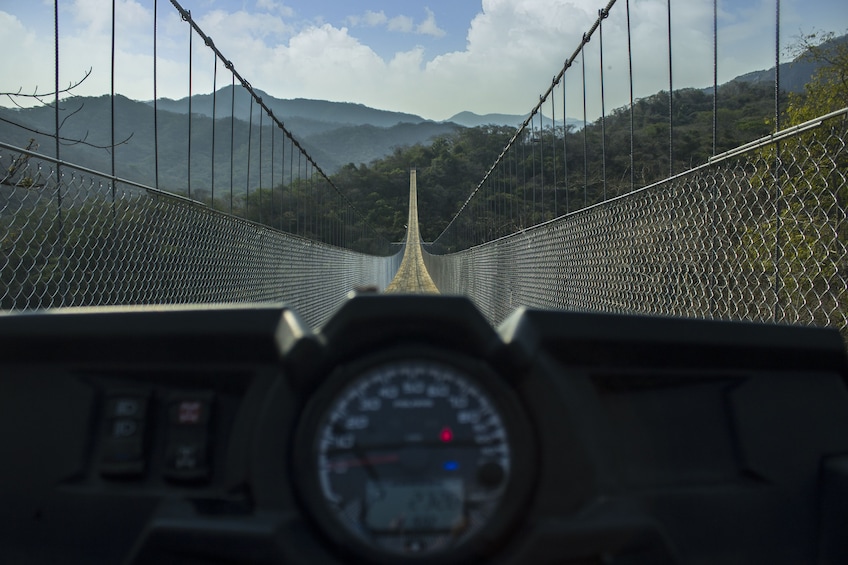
[440,427,453,442]
[443,460,459,471]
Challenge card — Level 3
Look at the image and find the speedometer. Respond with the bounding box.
[293,351,535,563]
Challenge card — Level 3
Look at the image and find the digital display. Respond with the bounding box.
[365,480,465,532]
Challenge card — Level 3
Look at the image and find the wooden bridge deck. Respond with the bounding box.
[385,170,440,294]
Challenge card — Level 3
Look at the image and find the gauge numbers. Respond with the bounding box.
[312,359,513,556]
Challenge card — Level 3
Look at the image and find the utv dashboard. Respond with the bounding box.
[1,296,847,564]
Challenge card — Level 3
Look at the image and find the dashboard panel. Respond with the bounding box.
[1,295,847,564]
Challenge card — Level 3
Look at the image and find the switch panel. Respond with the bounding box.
[164,391,215,482]
[100,389,150,478]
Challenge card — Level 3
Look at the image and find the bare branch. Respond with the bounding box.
[0,116,134,150]
[1,69,134,151]
[0,68,93,104]
[58,101,85,132]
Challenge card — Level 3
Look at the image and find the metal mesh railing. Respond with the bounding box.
[424,109,848,337]
[1,142,402,328]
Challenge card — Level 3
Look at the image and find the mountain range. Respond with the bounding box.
[1,33,841,195]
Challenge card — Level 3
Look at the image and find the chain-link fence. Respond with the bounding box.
[1,142,402,329]
[425,109,848,338]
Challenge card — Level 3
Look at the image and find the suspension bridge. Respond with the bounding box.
[1,0,846,338]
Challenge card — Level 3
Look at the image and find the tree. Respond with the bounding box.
[0,69,134,159]
[785,31,848,123]
[743,30,848,332]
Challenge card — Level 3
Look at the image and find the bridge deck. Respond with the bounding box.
[385,170,439,294]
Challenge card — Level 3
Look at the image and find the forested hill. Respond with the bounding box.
[0,93,460,192]
[332,31,848,244]
[333,79,783,243]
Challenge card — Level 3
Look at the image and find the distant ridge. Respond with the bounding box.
[153,85,428,129]
[446,110,584,130]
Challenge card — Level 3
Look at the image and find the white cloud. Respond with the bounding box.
[347,10,388,27]
[255,0,295,18]
[0,11,53,102]
[2,0,845,121]
[416,8,446,37]
[348,7,445,38]
[387,14,414,33]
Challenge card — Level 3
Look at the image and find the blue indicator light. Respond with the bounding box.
[443,460,459,471]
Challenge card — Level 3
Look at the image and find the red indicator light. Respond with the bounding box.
[440,427,453,442]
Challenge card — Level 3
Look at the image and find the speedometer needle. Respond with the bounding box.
[326,453,400,470]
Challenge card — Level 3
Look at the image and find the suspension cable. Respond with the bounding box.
[260,103,265,226]
[551,81,558,218]
[211,55,217,207]
[430,0,617,246]
[54,0,66,305]
[290,136,294,233]
[538,99,544,220]
[582,43,588,207]
[111,0,116,181]
[712,0,717,157]
[599,7,608,200]
[229,72,235,214]
[627,0,634,191]
[563,70,569,213]
[246,94,253,217]
[153,0,160,190]
[667,0,673,177]
[186,8,192,198]
[773,0,782,323]
[169,0,388,247]
[774,0,781,133]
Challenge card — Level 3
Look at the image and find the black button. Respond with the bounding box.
[164,442,209,481]
[169,399,209,426]
[164,392,214,483]
[109,418,140,439]
[100,389,150,478]
[106,395,148,419]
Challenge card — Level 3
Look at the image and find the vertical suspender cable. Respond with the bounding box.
[109,0,117,304]
[627,0,634,191]
[53,0,60,163]
[297,150,301,235]
[599,8,607,201]
[259,106,263,225]
[539,100,544,219]
[773,0,782,322]
[563,71,569,213]
[522,129,527,226]
[710,0,719,318]
[551,84,558,218]
[54,0,66,306]
[187,10,192,198]
[505,149,515,231]
[283,135,288,232]
[229,73,235,214]
[774,0,780,133]
[581,43,588,208]
[211,56,217,208]
[667,0,673,177]
[289,137,294,233]
[712,0,717,157]
[153,0,160,190]
[246,95,253,217]
[531,115,537,222]
[309,159,313,238]
[110,0,116,182]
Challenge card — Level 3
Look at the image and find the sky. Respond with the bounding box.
[1,0,847,122]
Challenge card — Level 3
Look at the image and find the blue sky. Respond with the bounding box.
[1,0,847,121]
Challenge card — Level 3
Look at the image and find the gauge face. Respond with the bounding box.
[301,357,521,559]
